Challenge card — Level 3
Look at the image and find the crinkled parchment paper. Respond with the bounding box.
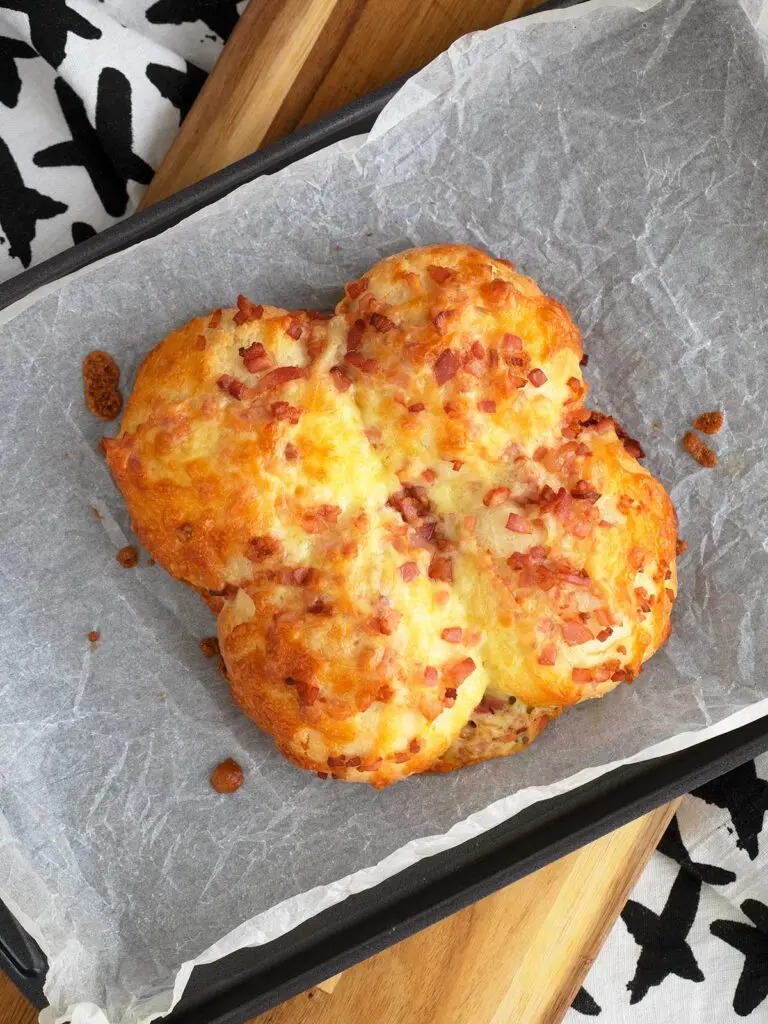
[1,0,768,1020]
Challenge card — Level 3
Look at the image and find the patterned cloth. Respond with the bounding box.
[1,4,767,1021]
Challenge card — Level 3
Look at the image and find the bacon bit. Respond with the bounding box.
[83,351,123,421]
[473,696,508,715]
[392,751,411,763]
[399,561,419,582]
[327,755,347,768]
[449,657,476,684]
[427,265,453,284]
[306,309,332,321]
[528,368,547,387]
[209,309,222,329]
[408,738,422,754]
[617,494,634,513]
[693,410,723,434]
[596,627,613,642]
[329,365,352,392]
[452,460,463,472]
[666,587,675,602]
[508,374,527,389]
[558,570,591,587]
[285,443,299,461]
[628,546,646,571]
[433,310,452,334]
[116,545,138,568]
[442,688,457,707]
[682,431,717,467]
[253,365,305,393]
[408,402,426,413]
[562,621,593,645]
[482,279,512,305]
[505,513,532,534]
[239,341,272,372]
[376,607,402,635]
[579,352,589,366]
[538,644,557,666]
[572,667,594,683]
[621,435,645,460]
[484,486,511,508]
[552,487,573,521]
[478,399,497,413]
[195,334,206,351]
[676,538,688,555]
[441,627,463,643]
[377,684,394,703]
[444,402,460,417]
[429,556,453,582]
[270,401,301,423]
[233,295,264,325]
[471,341,485,359]
[285,320,303,340]
[434,349,459,385]
[343,756,361,769]
[413,521,437,547]
[346,277,369,300]
[635,587,652,613]
[422,468,437,484]
[346,319,365,351]
[529,545,549,561]
[302,505,341,533]
[370,312,395,333]
[247,535,280,561]
[345,352,378,373]
[572,479,600,503]
[388,492,420,523]
[308,598,332,615]
[567,376,581,394]
[88,630,101,644]
[501,333,523,354]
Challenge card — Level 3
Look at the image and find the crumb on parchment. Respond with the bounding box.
[682,431,717,467]
[693,411,723,435]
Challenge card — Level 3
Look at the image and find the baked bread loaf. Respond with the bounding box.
[106,245,677,786]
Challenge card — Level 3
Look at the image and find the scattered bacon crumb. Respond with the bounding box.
[253,366,306,393]
[116,545,138,568]
[270,401,301,423]
[346,277,368,300]
[528,368,547,387]
[451,460,463,472]
[330,365,352,392]
[427,265,453,284]
[200,636,220,658]
[579,353,589,366]
[195,334,206,351]
[285,443,299,461]
[484,486,511,508]
[422,468,437,484]
[209,309,222,329]
[409,738,422,754]
[596,627,613,643]
[247,535,281,561]
[210,759,244,794]
[370,312,395,333]
[433,310,452,334]
[434,349,459,385]
[429,555,453,582]
[345,352,378,373]
[217,374,248,400]
[285,320,303,340]
[239,341,272,373]
[233,295,263,325]
[471,341,485,359]
[346,319,365,351]
[88,630,100,643]
[399,561,419,582]
[682,431,717,467]
[376,607,402,635]
[572,667,594,683]
[478,399,497,413]
[562,622,593,645]
[676,538,688,555]
[83,351,123,421]
[408,403,425,413]
[441,627,463,643]
[538,644,557,666]
[693,411,723,435]
[424,666,439,684]
[505,513,532,534]
[449,657,476,684]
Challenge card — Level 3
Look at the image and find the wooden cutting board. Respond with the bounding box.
[1,2,680,1022]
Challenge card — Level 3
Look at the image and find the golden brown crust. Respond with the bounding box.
[107,245,677,785]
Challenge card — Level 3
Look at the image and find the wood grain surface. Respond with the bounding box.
[140,0,541,207]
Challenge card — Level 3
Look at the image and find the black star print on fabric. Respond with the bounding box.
[1,1,101,68]
[571,985,601,1016]
[622,866,704,1003]
[693,760,768,860]
[0,136,67,268]
[711,899,768,1017]
[71,221,96,245]
[0,36,37,108]
[146,0,241,41]
[146,60,206,122]
[34,70,153,218]
[658,815,738,886]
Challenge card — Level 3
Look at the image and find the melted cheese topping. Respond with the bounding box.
[107,245,677,786]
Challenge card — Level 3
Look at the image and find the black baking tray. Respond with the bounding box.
[3,0,768,1018]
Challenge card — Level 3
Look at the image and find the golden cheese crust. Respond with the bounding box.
[106,245,677,786]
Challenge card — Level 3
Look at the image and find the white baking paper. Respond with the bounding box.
[1,0,768,1020]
